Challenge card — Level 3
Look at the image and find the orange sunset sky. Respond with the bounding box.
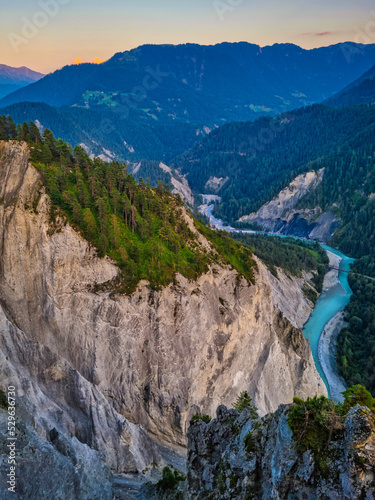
[0,0,374,74]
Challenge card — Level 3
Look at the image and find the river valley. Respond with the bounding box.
[199,200,354,401]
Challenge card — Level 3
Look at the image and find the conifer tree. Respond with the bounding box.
[29,122,42,143]
[7,116,17,138]
[17,122,30,141]
[0,116,8,140]
[233,391,259,418]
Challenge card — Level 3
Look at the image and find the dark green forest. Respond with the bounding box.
[0,101,203,163]
[337,257,375,395]
[326,75,375,108]
[232,234,328,301]
[295,121,375,257]
[177,104,375,231]
[130,160,171,186]
[0,115,257,293]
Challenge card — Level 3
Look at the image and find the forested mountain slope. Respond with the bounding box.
[0,101,203,163]
[336,256,375,396]
[326,63,375,107]
[0,116,257,293]
[0,120,330,496]
[176,104,375,246]
[1,42,375,162]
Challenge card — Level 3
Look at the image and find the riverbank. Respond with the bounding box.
[318,249,345,399]
[323,250,341,290]
[316,247,353,401]
[318,311,348,402]
[198,200,354,399]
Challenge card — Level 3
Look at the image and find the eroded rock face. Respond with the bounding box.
[238,169,340,241]
[240,170,325,223]
[0,409,113,500]
[187,404,375,499]
[0,141,325,475]
[0,303,161,474]
[159,162,194,205]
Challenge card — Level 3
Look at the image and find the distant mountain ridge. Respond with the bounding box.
[1,42,375,162]
[0,64,44,100]
[0,64,44,84]
[2,42,375,116]
[326,63,375,107]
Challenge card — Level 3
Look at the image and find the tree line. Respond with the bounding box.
[0,115,256,293]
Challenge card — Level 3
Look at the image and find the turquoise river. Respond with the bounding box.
[200,202,354,396]
[302,245,354,396]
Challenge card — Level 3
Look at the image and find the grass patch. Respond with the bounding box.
[244,431,257,454]
[191,413,211,424]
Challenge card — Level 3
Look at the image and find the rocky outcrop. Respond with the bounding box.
[0,141,327,494]
[0,302,160,474]
[187,404,375,499]
[0,407,113,500]
[239,169,340,241]
[241,170,325,223]
[159,162,194,205]
[205,176,229,193]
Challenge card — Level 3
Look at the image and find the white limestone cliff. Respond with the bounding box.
[0,141,326,476]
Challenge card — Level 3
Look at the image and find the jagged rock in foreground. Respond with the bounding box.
[0,408,113,500]
[187,405,375,499]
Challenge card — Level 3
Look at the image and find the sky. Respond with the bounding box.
[0,0,374,74]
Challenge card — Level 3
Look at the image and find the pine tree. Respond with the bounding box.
[17,122,30,141]
[233,391,259,418]
[29,122,42,143]
[41,144,53,165]
[7,116,17,138]
[0,116,8,140]
[43,129,57,158]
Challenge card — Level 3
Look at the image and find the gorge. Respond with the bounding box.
[0,138,331,498]
[199,198,355,396]
[1,3,375,494]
